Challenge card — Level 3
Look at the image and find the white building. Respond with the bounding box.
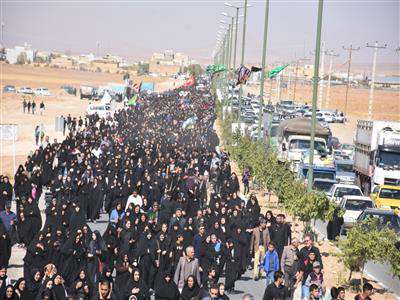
[5,43,35,64]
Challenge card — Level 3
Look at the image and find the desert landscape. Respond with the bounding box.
[0,63,179,177]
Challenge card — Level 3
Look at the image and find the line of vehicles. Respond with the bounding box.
[272,115,400,236]
[226,87,400,237]
[3,85,52,96]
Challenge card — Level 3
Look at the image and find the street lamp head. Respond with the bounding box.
[224,2,233,7]
[221,12,228,16]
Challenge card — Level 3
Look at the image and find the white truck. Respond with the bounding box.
[277,117,331,172]
[354,120,400,194]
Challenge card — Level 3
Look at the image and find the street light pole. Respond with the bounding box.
[307,0,324,192]
[238,0,249,122]
[258,0,270,139]
[229,18,234,70]
[366,41,387,120]
[233,8,239,70]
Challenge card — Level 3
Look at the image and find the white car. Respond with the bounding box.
[339,196,375,234]
[317,111,335,123]
[328,183,363,204]
[34,87,51,96]
[17,87,34,94]
[341,144,355,159]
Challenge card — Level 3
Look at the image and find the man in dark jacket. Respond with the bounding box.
[263,271,289,300]
[271,214,291,260]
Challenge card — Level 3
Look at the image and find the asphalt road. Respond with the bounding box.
[313,219,400,298]
[89,213,271,300]
[8,192,271,300]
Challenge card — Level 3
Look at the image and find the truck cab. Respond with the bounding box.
[277,118,331,173]
[279,135,328,172]
[354,120,400,194]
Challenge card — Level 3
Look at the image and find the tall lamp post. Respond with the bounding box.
[225,1,252,121]
[258,0,270,139]
[307,0,324,192]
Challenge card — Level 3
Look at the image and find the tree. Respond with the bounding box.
[186,64,203,77]
[16,52,28,64]
[339,219,400,288]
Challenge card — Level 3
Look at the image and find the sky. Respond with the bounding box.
[2,0,399,71]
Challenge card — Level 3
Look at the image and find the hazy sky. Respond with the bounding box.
[2,0,399,69]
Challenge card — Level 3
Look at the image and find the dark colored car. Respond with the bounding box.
[61,85,77,96]
[3,85,16,93]
[357,208,400,234]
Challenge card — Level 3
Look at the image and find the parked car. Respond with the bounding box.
[339,196,375,234]
[335,159,356,184]
[318,111,335,123]
[334,111,345,123]
[17,87,34,94]
[341,143,355,159]
[61,85,77,96]
[328,183,363,204]
[3,85,16,93]
[357,208,400,234]
[34,87,51,96]
[370,185,400,210]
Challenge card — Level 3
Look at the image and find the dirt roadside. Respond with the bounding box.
[214,118,397,299]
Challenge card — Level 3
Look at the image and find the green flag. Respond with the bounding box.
[268,64,289,79]
[206,64,226,75]
[128,94,137,106]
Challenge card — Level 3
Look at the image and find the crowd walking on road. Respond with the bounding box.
[0,84,360,300]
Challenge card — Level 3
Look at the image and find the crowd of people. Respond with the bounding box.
[0,83,370,300]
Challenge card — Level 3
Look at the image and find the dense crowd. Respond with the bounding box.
[0,84,368,300]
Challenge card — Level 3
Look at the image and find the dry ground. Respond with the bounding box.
[0,63,180,177]
[246,82,400,144]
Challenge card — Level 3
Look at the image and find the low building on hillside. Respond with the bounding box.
[50,55,74,69]
[149,50,190,76]
[5,43,36,64]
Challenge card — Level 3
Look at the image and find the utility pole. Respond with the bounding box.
[317,41,325,109]
[293,57,310,102]
[342,45,360,114]
[258,0,270,139]
[325,50,339,109]
[307,0,324,192]
[366,41,387,120]
[96,41,100,58]
[277,73,282,101]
